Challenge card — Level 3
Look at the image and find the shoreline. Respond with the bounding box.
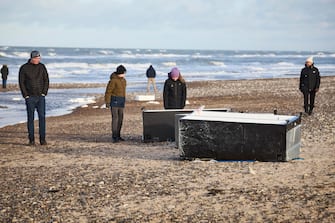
[0,76,334,222]
[1,75,334,92]
[1,76,335,129]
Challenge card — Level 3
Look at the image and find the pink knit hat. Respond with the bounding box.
[170,67,180,79]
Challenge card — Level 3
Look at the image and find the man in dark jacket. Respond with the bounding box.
[146,65,158,93]
[163,67,187,109]
[1,64,9,88]
[19,51,49,145]
[299,56,320,115]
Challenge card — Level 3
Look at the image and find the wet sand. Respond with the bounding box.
[0,77,334,222]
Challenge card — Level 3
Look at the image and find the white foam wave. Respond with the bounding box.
[182,70,228,77]
[234,53,277,58]
[69,97,96,104]
[48,52,57,56]
[275,62,296,66]
[249,66,266,72]
[210,61,226,67]
[98,50,114,55]
[162,62,177,67]
[120,53,189,59]
[49,73,66,79]
[192,53,212,59]
[47,62,89,69]
[0,52,11,57]
[13,52,30,58]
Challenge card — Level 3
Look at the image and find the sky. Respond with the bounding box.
[0,0,334,51]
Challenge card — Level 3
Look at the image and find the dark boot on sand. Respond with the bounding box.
[40,138,47,146]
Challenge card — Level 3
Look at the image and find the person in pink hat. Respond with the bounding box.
[163,67,187,109]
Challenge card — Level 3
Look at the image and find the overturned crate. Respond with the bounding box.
[142,108,230,142]
[178,111,301,161]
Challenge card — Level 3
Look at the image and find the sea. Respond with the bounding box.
[0,46,334,128]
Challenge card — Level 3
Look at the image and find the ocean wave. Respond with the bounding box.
[274,62,296,66]
[233,53,277,58]
[192,53,212,59]
[120,53,189,59]
[0,51,11,58]
[162,62,177,67]
[47,62,90,69]
[48,52,57,57]
[98,50,114,55]
[46,62,153,74]
[249,66,266,72]
[13,52,30,58]
[209,61,226,67]
[69,97,96,104]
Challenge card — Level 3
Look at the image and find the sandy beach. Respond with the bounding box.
[0,77,334,222]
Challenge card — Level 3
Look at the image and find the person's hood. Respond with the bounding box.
[110,72,124,79]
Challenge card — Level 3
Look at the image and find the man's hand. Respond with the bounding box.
[25,96,30,99]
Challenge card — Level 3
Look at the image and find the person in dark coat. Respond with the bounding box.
[299,56,320,115]
[163,67,187,109]
[1,64,9,88]
[146,65,158,93]
[19,51,49,146]
[105,65,127,143]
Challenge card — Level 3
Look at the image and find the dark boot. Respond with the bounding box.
[112,137,119,143]
[40,138,47,145]
[29,137,35,146]
[304,106,308,113]
[117,133,125,141]
[308,106,314,116]
[29,140,35,146]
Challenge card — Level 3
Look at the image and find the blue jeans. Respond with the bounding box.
[2,79,6,88]
[25,96,46,141]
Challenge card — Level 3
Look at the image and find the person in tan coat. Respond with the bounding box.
[105,65,127,143]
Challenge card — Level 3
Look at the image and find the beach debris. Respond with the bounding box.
[48,186,60,193]
[191,105,205,115]
[207,188,224,196]
[146,101,160,104]
[248,166,256,175]
[135,94,155,101]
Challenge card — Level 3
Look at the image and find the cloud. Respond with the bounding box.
[0,0,334,50]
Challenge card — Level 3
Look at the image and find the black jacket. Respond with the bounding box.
[19,60,49,98]
[163,78,186,109]
[299,65,320,92]
[146,66,156,78]
[1,66,8,80]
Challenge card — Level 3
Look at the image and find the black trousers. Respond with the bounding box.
[302,90,316,112]
[111,107,124,138]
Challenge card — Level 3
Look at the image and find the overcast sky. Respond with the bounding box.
[1,0,334,51]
